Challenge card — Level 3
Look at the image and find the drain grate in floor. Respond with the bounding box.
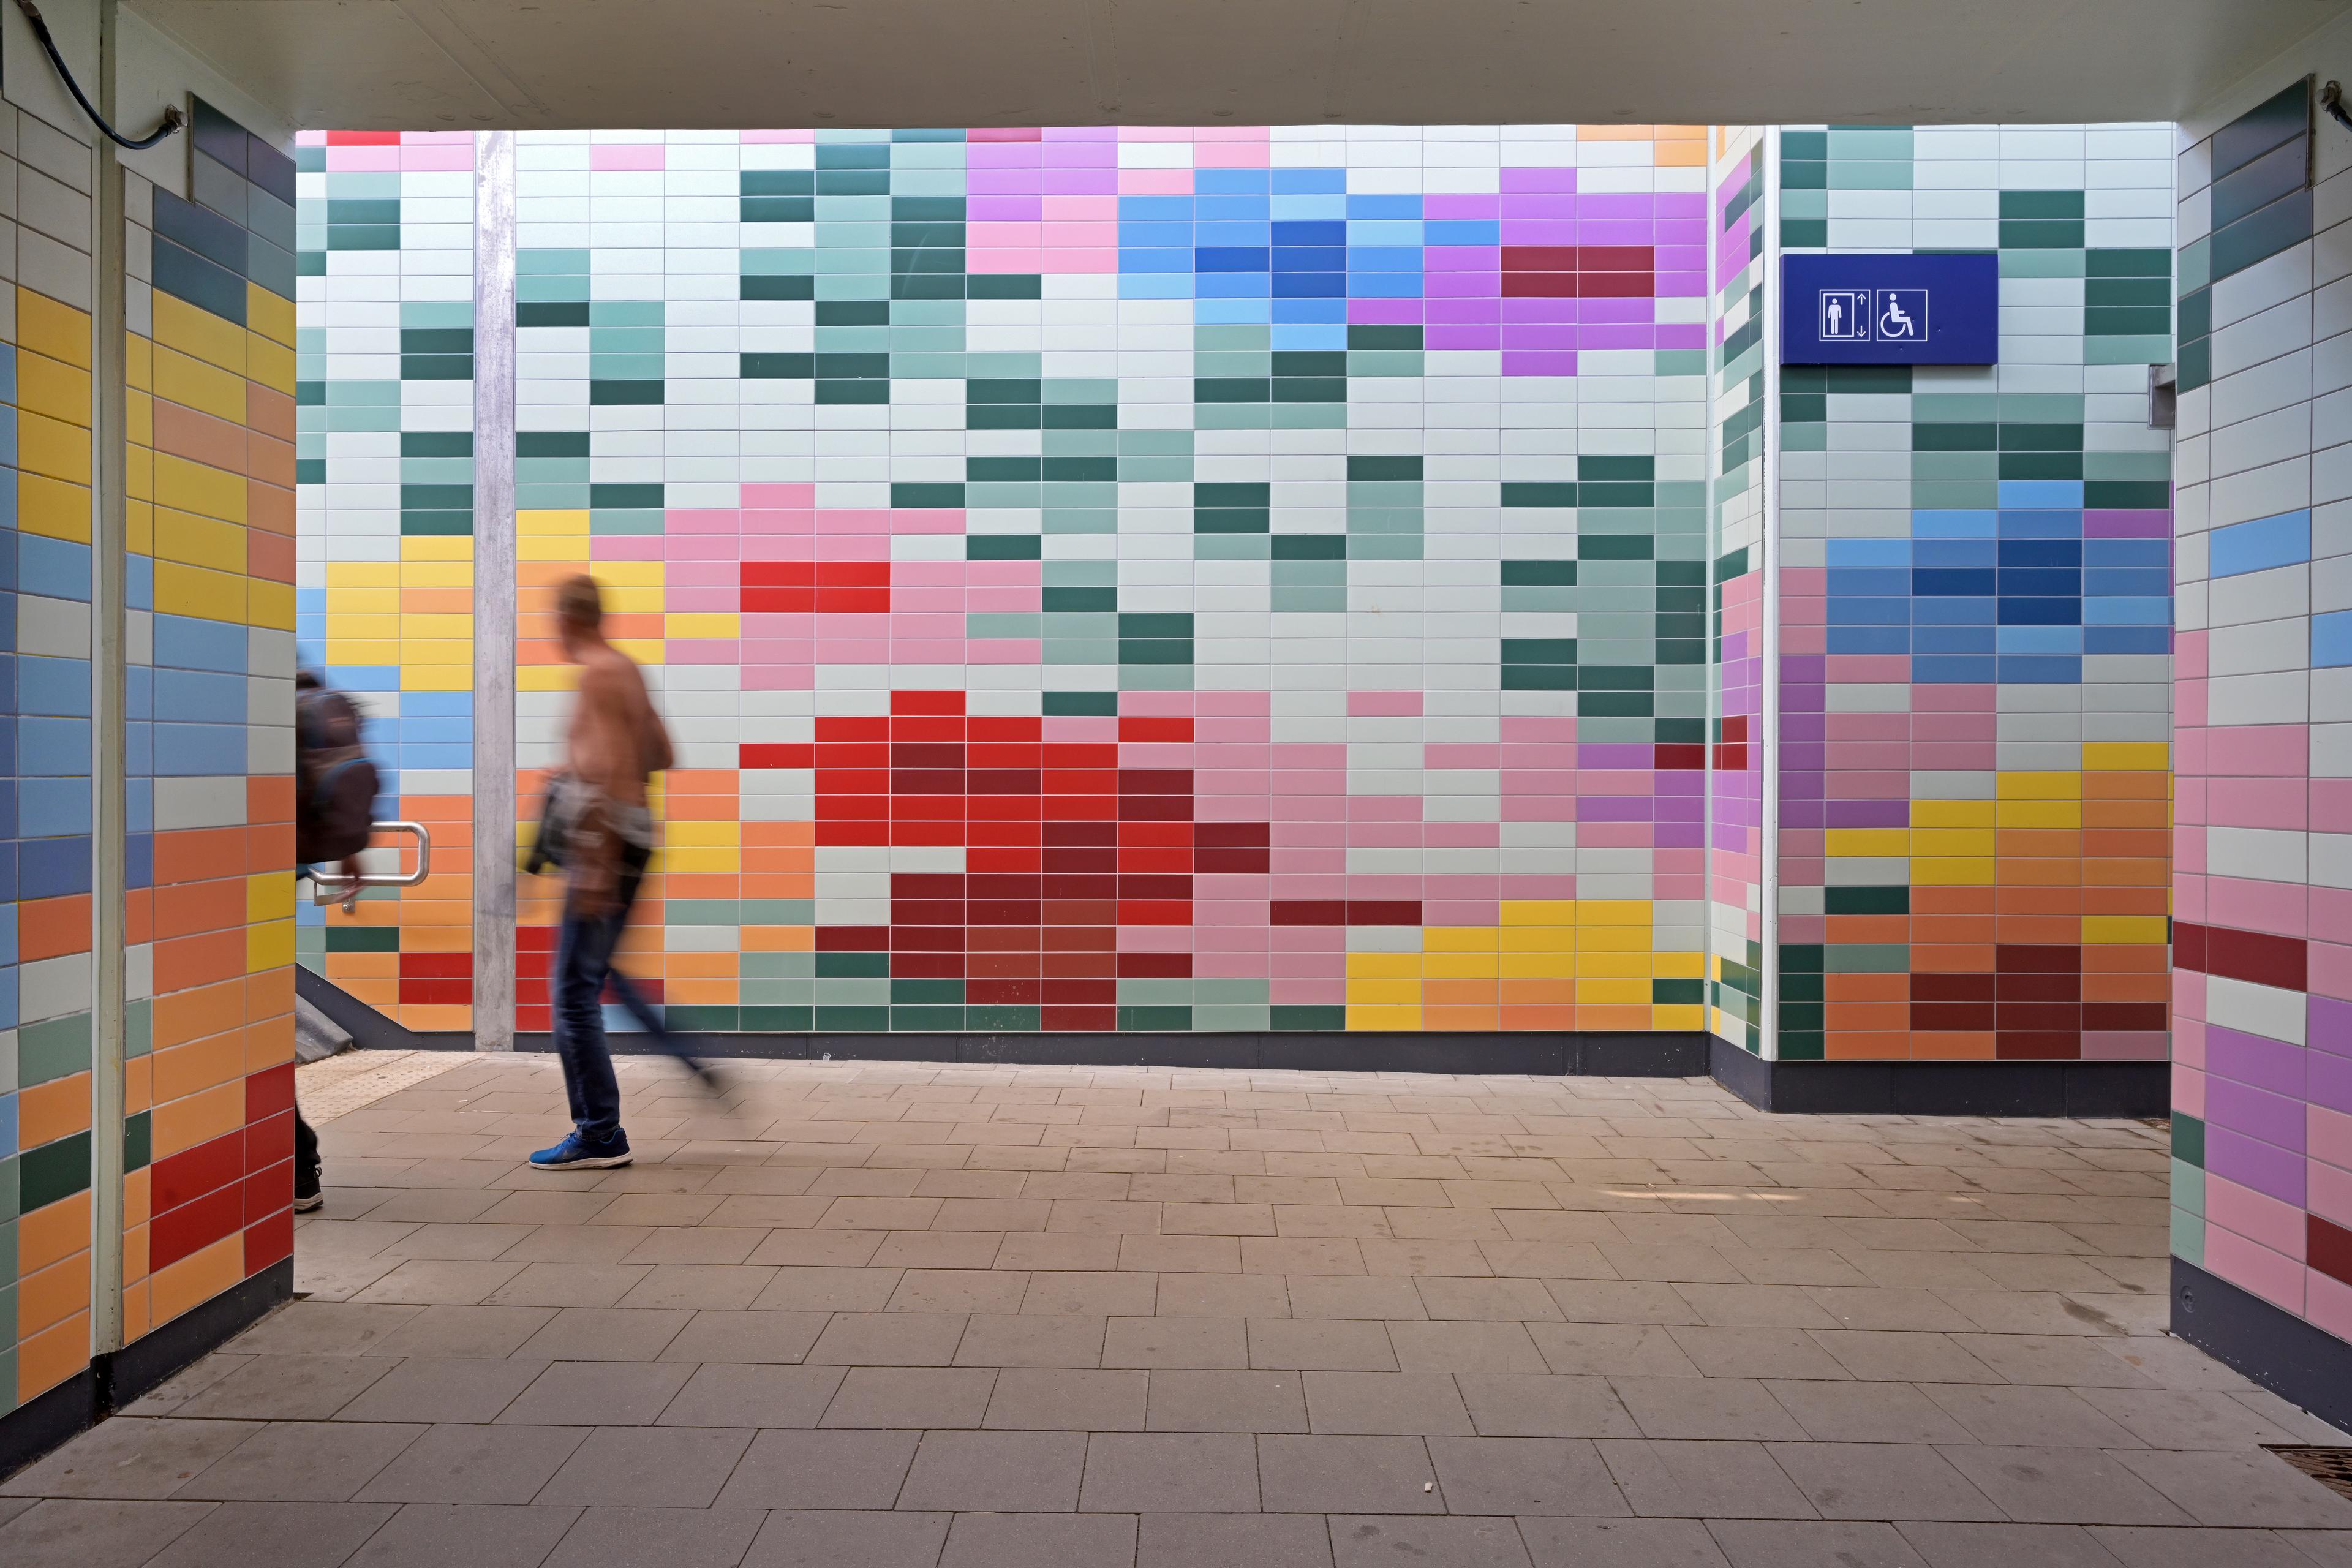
[2269,1446,2352,1501]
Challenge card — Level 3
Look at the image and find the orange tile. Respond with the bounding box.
[125,1054,153,1116]
[148,1234,244,1331]
[248,774,295,824]
[17,1310,91,1404]
[1910,916,1996,945]
[122,1278,151,1342]
[1912,885,1995,914]
[19,1191,92,1274]
[152,876,246,940]
[1994,916,2082,945]
[152,1033,246,1106]
[247,478,295,535]
[247,432,296,489]
[18,1250,91,1338]
[126,887,154,944]
[246,821,295,873]
[1910,1033,1996,1060]
[153,977,247,1050]
[1997,831,2081,857]
[153,398,250,473]
[1825,973,1907,1001]
[1579,1006,1652,1031]
[2084,886,2168,915]
[1423,1007,1502,1031]
[246,380,296,442]
[1825,1033,1913,1060]
[248,965,295,1022]
[1910,944,1996,973]
[1500,1006,1575,1031]
[1996,888,2081,914]
[248,527,296,586]
[154,928,249,996]
[18,1072,92,1148]
[246,1014,295,1073]
[19,894,92,960]
[1825,914,1908,944]
[151,1080,246,1160]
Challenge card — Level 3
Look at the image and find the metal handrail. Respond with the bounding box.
[307,820,432,906]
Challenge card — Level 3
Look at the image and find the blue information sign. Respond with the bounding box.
[1781,252,1999,365]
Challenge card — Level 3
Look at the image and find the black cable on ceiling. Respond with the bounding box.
[10,0,186,150]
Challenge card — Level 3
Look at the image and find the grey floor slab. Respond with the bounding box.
[353,1423,589,1505]
[896,1429,1088,1512]
[714,1428,921,1510]
[540,1505,767,1567]
[939,1511,1137,1568]
[536,1426,755,1509]
[344,1504,582,1568]
[1330,1515,1533,1568]
[0,1498,219,1566]
[742,1509,952,1568]
[146,1500,400,1568]
[1080,1431,1261,1512]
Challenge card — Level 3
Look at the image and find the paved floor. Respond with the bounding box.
[6,1055,2352,1567]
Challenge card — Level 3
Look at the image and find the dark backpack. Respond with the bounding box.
[296,685,380,865]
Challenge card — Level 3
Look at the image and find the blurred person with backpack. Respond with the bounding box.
[292,669,384,1212]
[527,574,714,1172]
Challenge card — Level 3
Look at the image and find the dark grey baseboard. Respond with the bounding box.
[1,1258,291,1480]
[511,1027,1714,1077]
[300,971,2166,1117]
[1709,1036,2168,1117]
[2173,1256,2352,1437]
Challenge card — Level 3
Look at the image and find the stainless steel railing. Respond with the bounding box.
[306,820,432,908]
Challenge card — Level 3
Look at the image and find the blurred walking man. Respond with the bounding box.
[530,574,679,1170]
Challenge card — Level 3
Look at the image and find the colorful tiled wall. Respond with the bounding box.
[476,126,1719,1038]
[123,100,301,1368]
[1,82,99,1417]
[294,130,478,1029]
[2171,77,2352,1344]
[1774,124,2177,1062]
[1708,126,1768,1051]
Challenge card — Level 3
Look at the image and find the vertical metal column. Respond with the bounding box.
[1757,127,1784,1063]
[471,132,519,1052]
[89,0,130,1360]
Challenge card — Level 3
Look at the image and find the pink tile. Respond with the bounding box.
[2204,1224,2306,1314]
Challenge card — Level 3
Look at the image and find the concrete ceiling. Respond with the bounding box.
[127,0,2352,130]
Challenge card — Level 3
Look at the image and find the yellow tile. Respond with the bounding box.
[17,410,93,486]
[1653,951,1705,979]
[1912,798,1994,827]
[328,562,402,587]
[1576,978,1649,1006]
[400,537,474,564]
[1346,1005,1423,1032]
[153,508,247,573]
[1498,925,1574,952]
[20,472,93,543]
[661,846,739,874]
[611,638,664,663]
[126,333,154,392]
[1421,925,1498,952]
[18,287,93,369]
[402,665,473,692]
[1345,978,1421,1006]
[248,919,296,973]
[1826,828,1907,858]
[1910,827,1994,856]
[1575,900,1650,926]
[520,509,590,534]
[1653,1005,1705,1031]
[249,578,296,631]
[1346,952,1419,979]
[128,499,153,556]
[1500,900,1575,926]
[328,612,403,639]
[246,331,296,394]
[153,345,247,423]
[2084,742,2168,772]
[1912,857,1997,885]
[668,820,740,846]
[1576,952,1650,978]
[2084,914,2169,944]
[153,292,246,375]
[128,393,154,452]
[153,561,247,623]
[520,665,580,692]
[17,350,93,426]
[327,639,402,665]
[594,562,664,586]
[1997,771,2081,799]
[247,284,297,347]
[1994,799,2081,829]
[1578,924,1649,952]
[153,453,249,524]
[667,612,739,639]
[1423,952,1499,979]
[1499,951,1575,979]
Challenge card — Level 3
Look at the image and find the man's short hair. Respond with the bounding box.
[556,574,604,631]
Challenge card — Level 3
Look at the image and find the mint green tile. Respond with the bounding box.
[19,1015,91,1087]
[2086,336,2174,364]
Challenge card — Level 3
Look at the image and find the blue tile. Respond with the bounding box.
[1998,624,2083,652]
[2316,608,2352,668]
[154,668,250,722]
[1998,481,2085,508]
[152,614,249,673]
[17,778,89,838]
[2082,596,2171,625]
[1271,169,1344,194]
[18,717,89,775]
[1912,510,1997,537]
[150,722,247,775]
[1998,655,2083,683]
[18,656,91,719]
[20,835,91,899]
[2085,625,2170,654]
[2209,508,2310,577]
[1915,655,1997,683]
[127,832,153,890]
[1826,538,1910,566]
[18,537,92,601]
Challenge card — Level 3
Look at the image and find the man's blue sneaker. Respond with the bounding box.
[530,1130,633,1170]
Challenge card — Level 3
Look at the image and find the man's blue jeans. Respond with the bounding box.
[551,852,673,1139]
